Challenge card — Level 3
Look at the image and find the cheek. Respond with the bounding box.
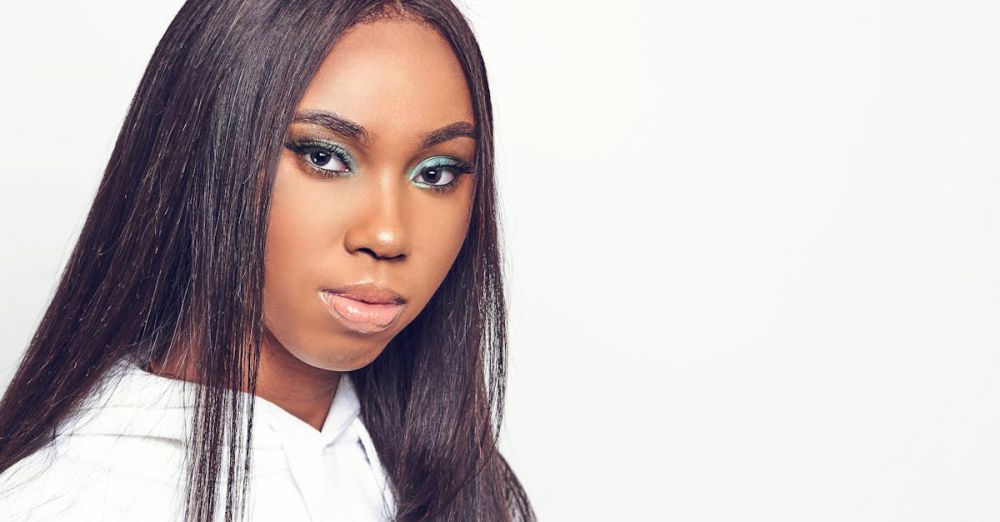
[407,177,477,297]
[261,162,341,347]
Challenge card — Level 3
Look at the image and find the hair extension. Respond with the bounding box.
[0,1,535,521]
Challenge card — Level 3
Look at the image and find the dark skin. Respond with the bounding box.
[152,18,477,430]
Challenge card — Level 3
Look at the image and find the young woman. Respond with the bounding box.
[0,1,535,521]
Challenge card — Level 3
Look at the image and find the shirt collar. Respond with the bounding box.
[251,370,362,452]
[61,357,364,454]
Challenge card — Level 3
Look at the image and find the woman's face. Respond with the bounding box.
[262,18,476,372]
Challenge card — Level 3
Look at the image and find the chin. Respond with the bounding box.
[300,342,388,372]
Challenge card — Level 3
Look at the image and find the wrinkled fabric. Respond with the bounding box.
[0,358,396,521]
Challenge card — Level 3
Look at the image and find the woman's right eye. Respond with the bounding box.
[305,147,349,173]
[286,141,353,176]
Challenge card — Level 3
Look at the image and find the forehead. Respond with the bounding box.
[296,19,474,140]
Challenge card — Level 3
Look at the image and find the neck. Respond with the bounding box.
[148,328,342,431]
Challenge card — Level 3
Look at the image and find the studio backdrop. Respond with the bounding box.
[1,1,998,520]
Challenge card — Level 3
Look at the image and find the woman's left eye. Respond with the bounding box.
[415,166,457,187]
[411,157,471,192]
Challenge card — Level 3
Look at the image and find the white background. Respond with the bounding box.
[2,1,999,520]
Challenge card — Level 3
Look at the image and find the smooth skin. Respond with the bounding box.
[155,18,477,430]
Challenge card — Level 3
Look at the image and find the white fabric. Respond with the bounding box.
[0,358,396,521]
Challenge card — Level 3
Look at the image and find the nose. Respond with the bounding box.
[343,168,410,261]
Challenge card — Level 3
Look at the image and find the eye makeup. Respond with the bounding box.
[408,155,474,194]
[284,135,474,193]
[284,138,356,176]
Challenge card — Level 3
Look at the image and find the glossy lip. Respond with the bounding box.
[319,283,407,334]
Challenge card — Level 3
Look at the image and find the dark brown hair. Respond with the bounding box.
[0,1,534,520]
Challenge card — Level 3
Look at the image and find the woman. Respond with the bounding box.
[0,1,534,521]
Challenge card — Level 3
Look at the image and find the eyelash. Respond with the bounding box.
[285,140,355,175]
[414,157,474,193]
[284,139,473,193]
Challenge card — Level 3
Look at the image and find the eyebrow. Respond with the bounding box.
[421,121,477,149]
[291,109,476,149]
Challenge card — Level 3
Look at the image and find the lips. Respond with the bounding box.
[324,283,406,306]
[319,287,406,334]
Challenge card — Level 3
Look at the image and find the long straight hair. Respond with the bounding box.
[0,1,534,520]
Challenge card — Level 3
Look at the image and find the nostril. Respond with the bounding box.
[360,247,404,260]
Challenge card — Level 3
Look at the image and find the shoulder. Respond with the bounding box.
[0,441,111,520]
[0,435,186,522]
[0,358,192,522]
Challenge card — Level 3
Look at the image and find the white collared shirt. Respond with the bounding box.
[0,358,396,521]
